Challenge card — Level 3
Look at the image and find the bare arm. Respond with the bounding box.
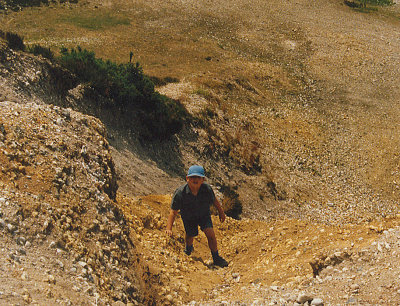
[165,209,179,236]
[214,198,226,223]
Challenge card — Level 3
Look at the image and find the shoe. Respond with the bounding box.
[213,255,228,267]
[184,245,194,255]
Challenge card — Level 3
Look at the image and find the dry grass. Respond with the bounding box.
[0,1,306,84]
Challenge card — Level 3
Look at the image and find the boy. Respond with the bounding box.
[165,165,228,267]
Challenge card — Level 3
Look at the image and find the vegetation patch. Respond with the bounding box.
[58,47,189,140]
[61,11,130,30]
[344,0,393,10]
[148,76,180,87]
[366,0,393,4]
[0,0,78,11]
[0,0,49,11]
[27,44,54,59]
[0,31,188,140]
[193,88,212,99]
[0,30,25,51]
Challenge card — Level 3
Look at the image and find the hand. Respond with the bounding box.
[219,211,226,223]
[165,229,173,237]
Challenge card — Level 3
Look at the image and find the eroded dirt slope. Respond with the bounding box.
[0,101,158,305]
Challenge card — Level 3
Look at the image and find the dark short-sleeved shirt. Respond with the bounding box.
[171,183,216,220]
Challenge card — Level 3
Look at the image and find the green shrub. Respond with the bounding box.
[0,0,50,10]
[0,32,187,139]
[367,0,393,5]
[0,31,54,59]
[148,76,180,87]
[58,47,189,140]
[27,44,54,60]
[345,0,393,8]
[193,88,212,99]
[1,31,25,51]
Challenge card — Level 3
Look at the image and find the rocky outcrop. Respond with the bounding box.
[0,101,153,304]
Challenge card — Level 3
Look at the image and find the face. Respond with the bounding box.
[186,176,205,191]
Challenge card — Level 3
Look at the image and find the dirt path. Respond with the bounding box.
[117,194,400,304]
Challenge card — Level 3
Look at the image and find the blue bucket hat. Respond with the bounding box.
[187,165,205,177]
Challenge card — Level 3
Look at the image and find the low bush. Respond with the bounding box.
[0,0,50,11]
[345,0,393,8]
[58,47,189,140]
[0,31,188,140]
[367,0,393,4]
[0,30,25,51]
[27,44,54,60]
[148,76,180,87]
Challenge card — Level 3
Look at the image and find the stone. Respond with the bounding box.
[18,248,26,255]
[78,261,88,268]
[297,293,313,304]
[22,290,32,303]
[45,288,53,298]
[9,253,20,263]
[311,298,324,305]
[56,259,64,269]
[7,223,16,233]
[350,284,360,293]
[47,274,56,284]
[16,236,26,245]
[346,297,357,304]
